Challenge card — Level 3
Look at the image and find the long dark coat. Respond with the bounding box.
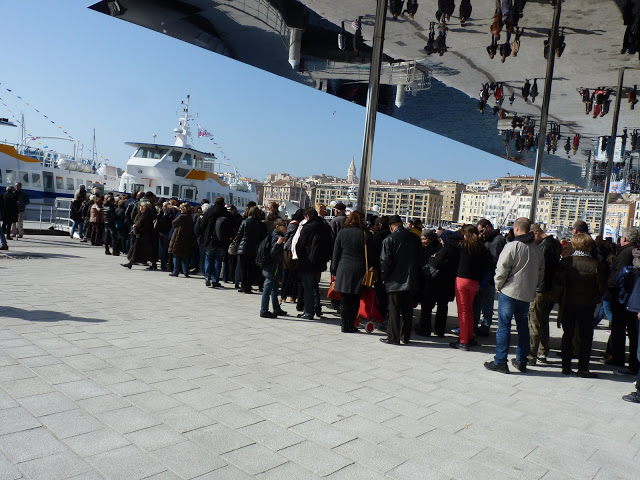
[331,225,374,295]
[2,192,18,223]
[168,213,194,258]
[127,209,154,263]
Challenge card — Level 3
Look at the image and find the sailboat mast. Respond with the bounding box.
[92,129,97,162]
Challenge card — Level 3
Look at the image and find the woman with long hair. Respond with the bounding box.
[331,211,374,333]
[450,224,489,350]
[168,203,194,277]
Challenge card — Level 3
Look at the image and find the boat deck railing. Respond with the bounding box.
[223,0,290,50]
[1,139,103,172]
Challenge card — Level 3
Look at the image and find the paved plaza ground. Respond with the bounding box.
[0,235,639,479]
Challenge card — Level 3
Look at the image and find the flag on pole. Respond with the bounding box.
[197,124,213,137]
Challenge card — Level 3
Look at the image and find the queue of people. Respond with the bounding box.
[76,189,640,404]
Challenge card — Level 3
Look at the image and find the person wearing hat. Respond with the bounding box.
[330,202,348,240]
[380,215,421,345]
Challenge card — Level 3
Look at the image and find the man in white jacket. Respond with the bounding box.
[484,217,544,374]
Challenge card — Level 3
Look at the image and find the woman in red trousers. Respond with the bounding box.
[449,225,490,350]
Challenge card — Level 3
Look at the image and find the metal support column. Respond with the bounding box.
[599,67,626,236]
[529,0,562,222]
[356,0,388,213]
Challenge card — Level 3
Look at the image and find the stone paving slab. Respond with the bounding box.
[1,236,640,479]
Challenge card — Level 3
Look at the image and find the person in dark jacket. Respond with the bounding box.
[79,195,95,242]
[235,206,268,293]
[475,219,507,335]
[527,224,562,364]
[380,215,421,345]
[372,216,392,321]
[332,211,374,333]
[556,233,607,377]
[1,186,18,240]
[449,225,490,350]
[260,219,288,318]
[604,227,640,374]
[415,230,442,336]
[12,182,30,238]
[0,193,7,250]
[168,203,194,277]
[102,195,117,255]
[295,207,332,319]
[200,196,231,288]
[416,230,460,337]
[280,209,304,304]
[329,202,348,241]
[70,187,87,239]
[155,202,176,270]
[621,247,640,404]
[121,202,154,269]
[114,198,128,256]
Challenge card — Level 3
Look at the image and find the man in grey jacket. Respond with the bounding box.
[380,215,421,345]
[485,217,544,374]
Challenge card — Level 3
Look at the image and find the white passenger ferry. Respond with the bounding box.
[0,117,120,203]
[118,96,258,208]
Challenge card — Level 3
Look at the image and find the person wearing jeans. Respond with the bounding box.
[485,217,543,374]
[259,220,287,318]
[205,247,226,287]
[494,292,531,366]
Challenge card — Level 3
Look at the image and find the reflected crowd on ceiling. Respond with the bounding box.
[90,0,640,190]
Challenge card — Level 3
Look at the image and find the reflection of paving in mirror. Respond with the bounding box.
[90,0,639,190]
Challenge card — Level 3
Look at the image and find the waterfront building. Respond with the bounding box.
[495,175,570,191]
[465,179,494,192]
[419,179,465,225]
[549,191,604,233]
[313,182,443,224]
[606,199,635,230]
[458,191,487,225]
[262,179,311,208]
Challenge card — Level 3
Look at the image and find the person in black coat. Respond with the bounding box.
[259,219,288,318]
[280,208,304,304]
[371,216,392,319]
[235,206,268,293]
[2,186,19,239]
[296,207,332,319]
[121,203,154,269]
[332,211,374,333]
[416,230,460,337]
[199,197,232,288]
[380,215,421,345]
[102,195,117,255]
[0,193,7,250]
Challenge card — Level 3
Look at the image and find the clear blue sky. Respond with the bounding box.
[0,1,532,183]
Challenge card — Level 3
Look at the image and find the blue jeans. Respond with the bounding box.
[173,256,189,276]
[594,296,612,327]
[474,283,496,330]
[70,220,83,238]
[300,270,321,317]
[0,226,6,247]
[204,247,225,282]
[159,233,169,269]
[261,277,280,314]
[494,293,530,365]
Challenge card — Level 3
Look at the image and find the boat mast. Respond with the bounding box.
[92,129,97,162]
[173,95,191,148]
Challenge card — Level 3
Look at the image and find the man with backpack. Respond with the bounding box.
[295,207,332,320]
[258,219,288,318]
[605,227,640,376]
[200,196,233,288]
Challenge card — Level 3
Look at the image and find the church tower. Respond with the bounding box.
[347,158,357,184]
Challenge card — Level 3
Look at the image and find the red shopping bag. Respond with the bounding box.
[327,276,342,301]
[358,288,383,323]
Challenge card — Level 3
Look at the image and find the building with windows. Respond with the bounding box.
[548,191,604,233]
[420,179,465,225]
[458,191,487,224]
[606,199,635,230]
[313,183,443,225]
[262,179,311,208]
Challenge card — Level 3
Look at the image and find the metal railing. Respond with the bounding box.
[53,198,73,232]
[223,0,291,50]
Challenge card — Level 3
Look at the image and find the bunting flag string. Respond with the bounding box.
[1,82,76,142]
